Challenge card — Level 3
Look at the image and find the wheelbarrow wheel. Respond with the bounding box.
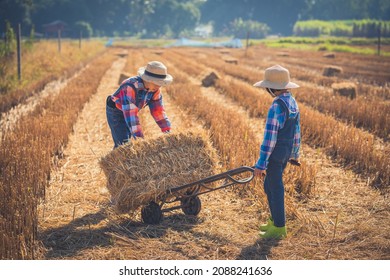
[141,201,162,224]
[181,196,201,216]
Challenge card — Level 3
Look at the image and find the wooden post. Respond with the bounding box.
[79,30,82,49]
[17,23,22,81]
[57,29,61,53]
[377,23,381,56]
[245,31,249,57]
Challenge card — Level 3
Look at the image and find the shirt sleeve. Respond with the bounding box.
[112,85,143,138]
[149,90,171,132]
[291,113,301,160]
[255,102,284,170]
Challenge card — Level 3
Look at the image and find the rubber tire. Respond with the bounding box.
[141,201,162,224]
[181,196,201,216]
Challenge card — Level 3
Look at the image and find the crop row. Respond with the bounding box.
[165,49,389,189]
[0,49,115,259]
[177,48,389,140]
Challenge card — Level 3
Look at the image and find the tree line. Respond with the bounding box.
[1,0,389,38]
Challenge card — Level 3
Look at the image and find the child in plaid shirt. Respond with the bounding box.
[106,61,173,148]
[253,65,301,239]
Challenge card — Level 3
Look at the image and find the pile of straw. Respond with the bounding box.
[331,82,357,99]
[322,65,343,77]
[99,132,219,214]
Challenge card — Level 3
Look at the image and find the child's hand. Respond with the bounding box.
[288,159,301,167]
[254,168,266,177]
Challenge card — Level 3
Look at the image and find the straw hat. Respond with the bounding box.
[138,61,173,86]
[253,65,299,89]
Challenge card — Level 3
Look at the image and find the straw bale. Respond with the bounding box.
[322,65,343,77]
[99,132,219,214]
[323,52,336,58]
[220,50,230,54]
[202,72,220,87]
[222,56,238,64]
[277,52,289,57]
[118,72,130,85]
[331,82,357,99]
[116,52,127,58]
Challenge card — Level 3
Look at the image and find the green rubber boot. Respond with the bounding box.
[259,218,274,232]
[259,225,287,239]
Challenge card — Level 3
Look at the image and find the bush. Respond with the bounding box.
[228,18,270,39]
[294,19,390,38]
[1,21,16,58]
[73,21,93,38]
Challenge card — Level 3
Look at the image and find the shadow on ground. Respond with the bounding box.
[40,204,279,260]
[39,206,203,259]
[237,239,280,260]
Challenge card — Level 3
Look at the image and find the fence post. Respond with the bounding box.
[79,30,82,49]
[17,23,22,81]
[377,23,381,56]
[57,29,61,53]
[245,31,249,57]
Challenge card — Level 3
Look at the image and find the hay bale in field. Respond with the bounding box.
[116,52,127,58]
[322,65,343,77]
[323,52,336,58]
[277,52,289,57]
[331,82,357,99]
[118,72,130,85]
[99,132,218,214]
[223,56,238,64]
[202,72,220,87]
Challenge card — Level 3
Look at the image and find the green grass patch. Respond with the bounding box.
[255,36,390,56]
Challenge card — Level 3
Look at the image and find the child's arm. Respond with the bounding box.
[149,90,171,133]
[255,102,282,170]
[291,113,301,160]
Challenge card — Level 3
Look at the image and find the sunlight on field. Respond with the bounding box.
[259,37,390,56]
[1,43,389,261]
[1,39,105,92]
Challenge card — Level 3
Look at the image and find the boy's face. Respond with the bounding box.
[266,88,276,97]
[144,81,161,92]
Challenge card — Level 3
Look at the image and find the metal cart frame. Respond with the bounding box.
[141,166,255,224]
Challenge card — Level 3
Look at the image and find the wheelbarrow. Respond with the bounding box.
[140,165,255,224]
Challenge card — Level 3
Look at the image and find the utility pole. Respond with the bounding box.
[245,31,249,57]
[17,23,22,81]
[79,30,82,49]
[377,23,381,56]
[58,29,61,53]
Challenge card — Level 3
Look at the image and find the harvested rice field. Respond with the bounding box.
[1,45,389,260]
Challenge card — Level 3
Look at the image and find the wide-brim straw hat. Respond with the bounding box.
[138,61,173,86]
[253,64,299,90]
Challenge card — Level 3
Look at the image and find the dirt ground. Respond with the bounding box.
[35,48,389,260]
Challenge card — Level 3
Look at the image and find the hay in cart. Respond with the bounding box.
[99,132,219,214]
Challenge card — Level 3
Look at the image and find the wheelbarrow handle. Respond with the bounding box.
[169,165,255,194]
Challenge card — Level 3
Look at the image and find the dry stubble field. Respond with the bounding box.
[2,44,389,260]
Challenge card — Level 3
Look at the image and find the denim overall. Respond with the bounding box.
[106,79,154,148]
[264,99,299,227]
[106,95,130,148]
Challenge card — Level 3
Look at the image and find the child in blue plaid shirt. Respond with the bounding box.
[253,65,301,239]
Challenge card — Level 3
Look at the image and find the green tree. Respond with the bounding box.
[149,0,201,38]
[74,21,93,38]
[301,0,390,20]
[200,0,307,36]
[229,18,269,39]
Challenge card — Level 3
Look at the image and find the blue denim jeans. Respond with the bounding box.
[263,141,292,227]
[106,101,131,149]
